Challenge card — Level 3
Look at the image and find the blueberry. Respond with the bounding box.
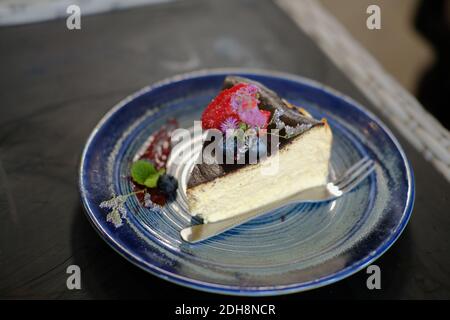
[157,174,178,200]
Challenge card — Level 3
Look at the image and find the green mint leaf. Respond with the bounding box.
[144,169,166,188]
[238,122,248,131]
[131,160,157,185]
[144,174,159,188]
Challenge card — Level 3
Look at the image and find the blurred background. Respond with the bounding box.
[0,0,448,128]
[321,0,449,129]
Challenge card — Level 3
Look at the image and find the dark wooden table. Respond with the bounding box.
[1,0,449,300]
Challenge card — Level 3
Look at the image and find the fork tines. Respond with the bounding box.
[335,156,375,193]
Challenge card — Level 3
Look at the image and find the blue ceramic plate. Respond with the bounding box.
[79,69,414,296]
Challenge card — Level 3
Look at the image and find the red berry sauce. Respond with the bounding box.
[132,119,178,206]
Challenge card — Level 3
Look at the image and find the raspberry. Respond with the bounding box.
[201,83,246,130]
[201,83,272,130]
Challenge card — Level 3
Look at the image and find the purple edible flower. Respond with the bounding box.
[230,84,268,128]
[220,117,239,134]
[230,86,259,112]
[239,108,268,128]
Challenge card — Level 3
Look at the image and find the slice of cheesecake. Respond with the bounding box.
[186,76,333,223]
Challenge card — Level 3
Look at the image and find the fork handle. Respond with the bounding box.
[180,205,272,243]
[180,184,337,243]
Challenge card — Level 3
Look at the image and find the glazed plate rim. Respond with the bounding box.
[79,68,414,296]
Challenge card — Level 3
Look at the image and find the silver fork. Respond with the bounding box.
[181,156,375,244]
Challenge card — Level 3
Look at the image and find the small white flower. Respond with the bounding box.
[100,193,129,228]
[284,125,295,137]
[285,123,312,138]
[106,209,123,228]
[271,109,286,130]
[142,192,164,215]
[117,205,127,218]
[144,192,153,208]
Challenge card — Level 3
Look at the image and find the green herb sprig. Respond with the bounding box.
[131,160,165,188]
